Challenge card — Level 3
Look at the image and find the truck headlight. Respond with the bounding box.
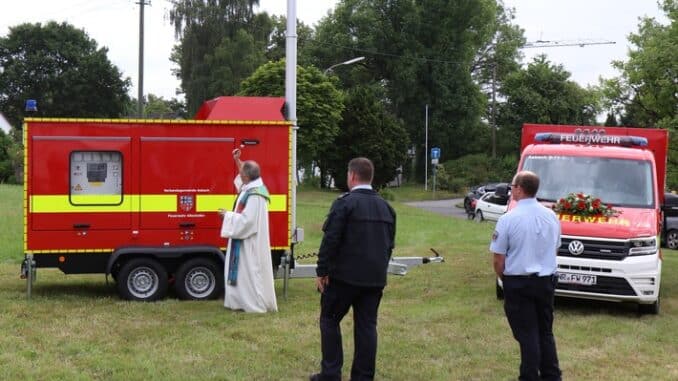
[629,237,657,256]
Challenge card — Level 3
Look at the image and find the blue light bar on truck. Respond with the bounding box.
[534,132,648,147]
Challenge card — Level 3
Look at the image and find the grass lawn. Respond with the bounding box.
[0,184,676,380]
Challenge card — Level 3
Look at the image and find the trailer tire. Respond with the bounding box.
[175,258,222,300]
[666,230,678,249]
[117,258,168,301]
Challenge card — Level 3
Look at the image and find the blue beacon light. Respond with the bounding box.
[25,99,38,112]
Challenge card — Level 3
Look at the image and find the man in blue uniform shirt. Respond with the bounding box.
[310,157,396,381]
[490,170,562,381]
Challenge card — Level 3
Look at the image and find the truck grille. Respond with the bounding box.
[557,275,636,296]
[558,237,628,260]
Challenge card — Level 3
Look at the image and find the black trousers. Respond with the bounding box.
[503,275,562,381]
[318,279,384,381]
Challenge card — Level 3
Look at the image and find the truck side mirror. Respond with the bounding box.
[495,183,510,198]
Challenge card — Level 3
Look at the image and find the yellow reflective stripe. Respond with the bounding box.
[269,195,287,212]
[27,249,115,254]
[196,195,237,212]
[140,195,176,212]
[32,195,132,213]
[31,195,178,213]
[30,194,287,213]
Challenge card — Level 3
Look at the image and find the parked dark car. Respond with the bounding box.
[663,217,678,249]
[662,193,678,249]
[472,182,500,197]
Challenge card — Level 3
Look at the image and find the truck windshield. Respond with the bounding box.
[523,155,654,208]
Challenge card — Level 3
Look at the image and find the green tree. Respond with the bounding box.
[602,0,677,130]
[0,22,130,134]
[265,15,315,66]
[603,113,618,127]
[239,60,344,180]
[169,0,273,114]
[307,0,515,181]
[599,0,677,188]
[496,56,600,155]
[143,94,187,119]
[471,2,525,87]
[471,2,526,158]
[0,130,16,183]
[326,84,410,191]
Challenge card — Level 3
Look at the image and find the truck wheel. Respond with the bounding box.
[638,295,660,315]
[175,258,222,300]
[117,258,168,301]
[666,230,678,249]
[476,210,484,222]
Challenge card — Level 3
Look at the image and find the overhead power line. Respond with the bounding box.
[523,39,616,49]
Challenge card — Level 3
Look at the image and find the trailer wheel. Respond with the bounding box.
[666,230,678,249]
[175,258,222,300]
[117,258,168,301]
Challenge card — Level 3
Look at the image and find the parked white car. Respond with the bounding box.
[474,192,509,222]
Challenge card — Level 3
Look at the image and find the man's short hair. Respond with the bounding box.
[242,160,261,181]
[348,157,374,183]
[513,170,539,197]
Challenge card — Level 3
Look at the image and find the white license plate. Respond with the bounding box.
[557,272,597,286]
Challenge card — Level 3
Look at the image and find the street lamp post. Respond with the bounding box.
[323,56,365,75]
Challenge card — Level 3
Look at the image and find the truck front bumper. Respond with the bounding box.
[555,254,661,304]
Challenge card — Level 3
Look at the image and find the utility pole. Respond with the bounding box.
[284,0,298,300]
[424,104,428,191]
[137,1,150,118]
[491,63,497,159]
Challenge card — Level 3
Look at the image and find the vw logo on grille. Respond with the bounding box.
[568,240,585,256]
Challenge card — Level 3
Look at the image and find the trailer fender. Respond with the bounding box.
[106,246,224,275]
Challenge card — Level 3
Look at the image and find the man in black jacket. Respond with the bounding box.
[310,157,396,381]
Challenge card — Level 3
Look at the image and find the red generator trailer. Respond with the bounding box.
[22,97,292,301]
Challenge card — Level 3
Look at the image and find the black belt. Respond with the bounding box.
[504,273,551,279]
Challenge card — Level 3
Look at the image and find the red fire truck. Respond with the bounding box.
[21,96,442,301]
[497,124,668,314]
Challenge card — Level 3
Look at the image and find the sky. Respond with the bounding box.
[0,0,669,102]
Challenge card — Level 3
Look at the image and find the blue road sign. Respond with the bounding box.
[431,147,441,159]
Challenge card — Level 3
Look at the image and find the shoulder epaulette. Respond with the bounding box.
[338,192,350,199]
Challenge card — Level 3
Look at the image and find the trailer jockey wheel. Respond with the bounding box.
[174,258,222,300]
[117,258,168,301]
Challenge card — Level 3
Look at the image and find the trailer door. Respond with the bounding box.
[139,137,236,230]
[30,136,132,231]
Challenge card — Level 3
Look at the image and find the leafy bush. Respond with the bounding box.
[438,153,518,189]
[379,188,395,201]
[0,131,20,184]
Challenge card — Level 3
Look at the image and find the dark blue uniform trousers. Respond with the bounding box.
[503,275,562,381]
[319,279,383,381]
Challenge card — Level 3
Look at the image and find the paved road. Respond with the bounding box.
[405,198,471,219]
